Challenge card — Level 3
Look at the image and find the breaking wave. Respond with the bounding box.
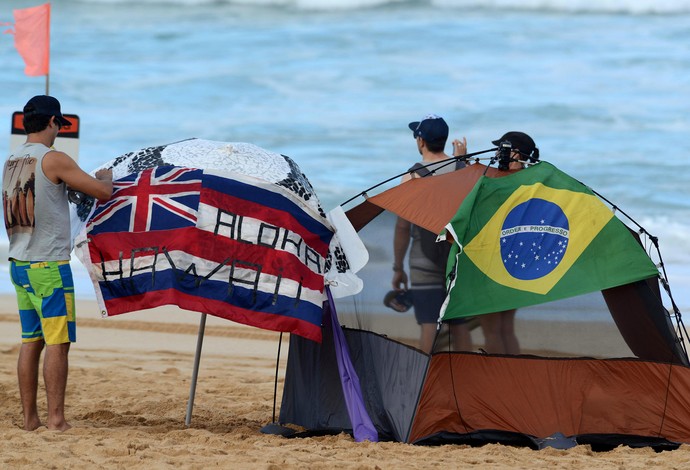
[75,0,690,14]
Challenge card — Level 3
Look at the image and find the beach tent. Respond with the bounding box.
[277,157,690,449]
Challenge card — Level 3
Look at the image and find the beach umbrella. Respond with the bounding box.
[70,138,370,429]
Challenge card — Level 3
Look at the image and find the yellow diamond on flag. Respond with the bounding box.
[462,182,614,295]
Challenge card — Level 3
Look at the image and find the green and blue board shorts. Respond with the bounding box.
[10,260,76,345]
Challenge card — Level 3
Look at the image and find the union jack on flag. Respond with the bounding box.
[88,166,202,234]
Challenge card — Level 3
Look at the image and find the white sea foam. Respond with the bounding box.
[69,0,690,13]
[434,0,690,14]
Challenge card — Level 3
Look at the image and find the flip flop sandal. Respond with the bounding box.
[383,290,413,313]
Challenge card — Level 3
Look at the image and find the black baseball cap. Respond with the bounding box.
[492,131,536,156]
[23,95,71,127]
[408,114,449,144]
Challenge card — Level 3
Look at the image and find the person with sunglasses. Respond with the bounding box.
[3,95,113,431]
[476,131,540,355]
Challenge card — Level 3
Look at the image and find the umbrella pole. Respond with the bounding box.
[185,313,207,427]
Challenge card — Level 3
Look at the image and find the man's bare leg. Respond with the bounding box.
[419,323,438,354]
[500,309,520,355]
[17,340,45,431]
[479,313,505,354]
[449,324,473,352]
[44,342,71,431]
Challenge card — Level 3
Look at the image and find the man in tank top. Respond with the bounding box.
[3,95,113,431]
[391,114,472,354]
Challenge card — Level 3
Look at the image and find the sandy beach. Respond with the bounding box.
[2,296,690,469]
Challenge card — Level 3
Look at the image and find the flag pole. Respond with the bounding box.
[46,1,50,95]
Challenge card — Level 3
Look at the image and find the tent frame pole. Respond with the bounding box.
[260,333,296,436]
[269,332,283,423]
[340,148,495,206]
[185,313,207,427]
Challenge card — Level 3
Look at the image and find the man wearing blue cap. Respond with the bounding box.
[391,114,472,353]
[3,95,114,431]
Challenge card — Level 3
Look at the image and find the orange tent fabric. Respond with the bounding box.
[347,163,517,235]
[409,353,690,444]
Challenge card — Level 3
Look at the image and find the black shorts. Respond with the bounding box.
[411,287,465,325]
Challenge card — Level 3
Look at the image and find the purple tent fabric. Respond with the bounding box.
[325,287,379,442]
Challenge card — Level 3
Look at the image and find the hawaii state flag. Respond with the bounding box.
[440,161,659,320]
[76,166,334,342]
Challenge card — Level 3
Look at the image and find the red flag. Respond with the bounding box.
[8,3,51,76]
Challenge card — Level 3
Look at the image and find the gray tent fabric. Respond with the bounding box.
[279,325,351,434]
[324,288,378,442]
[280,327,429,441]
[342,329,430,442]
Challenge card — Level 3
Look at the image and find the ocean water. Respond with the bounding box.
[1,0,690,309]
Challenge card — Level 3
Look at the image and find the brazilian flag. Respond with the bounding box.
[440,161,659,320]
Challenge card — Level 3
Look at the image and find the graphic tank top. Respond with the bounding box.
[3,142,71,261]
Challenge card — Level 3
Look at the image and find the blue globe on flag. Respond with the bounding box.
[500,198,570,280]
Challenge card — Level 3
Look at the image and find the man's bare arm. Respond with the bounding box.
[42,151,113,201]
